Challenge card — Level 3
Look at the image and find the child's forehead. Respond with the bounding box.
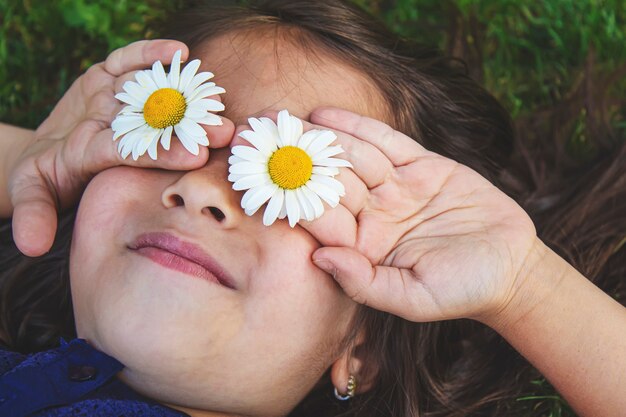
[194,28,389,126]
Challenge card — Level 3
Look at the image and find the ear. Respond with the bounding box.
[330,329,378,396]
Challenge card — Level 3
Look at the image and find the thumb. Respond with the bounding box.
[11,180,58,257]
[312,247,444,322]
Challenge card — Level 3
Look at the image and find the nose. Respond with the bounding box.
[161,150,243,228]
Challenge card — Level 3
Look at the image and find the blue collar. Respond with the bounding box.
[0,338,125,416]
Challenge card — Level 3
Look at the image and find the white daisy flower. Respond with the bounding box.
[112,49,225,160]
[228,109,353,228]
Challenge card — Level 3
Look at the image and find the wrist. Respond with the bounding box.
[478,238,569,332]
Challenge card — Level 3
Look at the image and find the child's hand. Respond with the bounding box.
[304,107,539,324]
[7,40,234,257]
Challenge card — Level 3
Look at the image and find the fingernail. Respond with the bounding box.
[313,259,337,277]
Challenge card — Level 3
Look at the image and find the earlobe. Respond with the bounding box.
[329,332,378,397]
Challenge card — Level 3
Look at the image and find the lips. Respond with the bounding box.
[128,232,235,289]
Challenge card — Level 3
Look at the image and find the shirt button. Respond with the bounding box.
[68,365,98,382]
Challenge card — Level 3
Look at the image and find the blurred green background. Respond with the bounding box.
[1,0,625,415]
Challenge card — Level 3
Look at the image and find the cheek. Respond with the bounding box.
[70,168,165,335]
[73,168,150,244]
[246,230,354,347]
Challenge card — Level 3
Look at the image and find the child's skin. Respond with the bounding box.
[1,34,625,417]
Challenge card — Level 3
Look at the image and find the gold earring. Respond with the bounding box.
[334,375,357,400]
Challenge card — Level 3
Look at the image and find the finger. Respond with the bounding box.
[104,40,189,76]
[330,130,393,188]
[86,85,120,124]
[298,203,357,248]
[10,178,58,257]
[312,247,443,322]
[68,121,211,175]
[310,107,429,166]
[332,168,368,216]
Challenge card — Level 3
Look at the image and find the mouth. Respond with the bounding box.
[128,232,236,289]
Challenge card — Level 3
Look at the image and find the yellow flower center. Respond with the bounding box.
[268,146,313,189]
[143,88,187,129]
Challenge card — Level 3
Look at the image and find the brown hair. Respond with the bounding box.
[1,1,624,416]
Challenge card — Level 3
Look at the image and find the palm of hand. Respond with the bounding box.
[356,152,536,321]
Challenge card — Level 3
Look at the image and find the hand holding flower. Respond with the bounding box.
[6,40,235,256]
[302,107,540,324]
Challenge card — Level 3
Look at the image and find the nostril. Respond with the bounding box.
[169,195,185,207]
[207,206,226,222]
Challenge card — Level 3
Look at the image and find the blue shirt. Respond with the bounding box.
[0,338,188,417]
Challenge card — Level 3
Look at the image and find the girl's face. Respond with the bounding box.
[70,31,386,416]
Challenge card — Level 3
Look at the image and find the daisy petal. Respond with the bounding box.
[285,189,301,227]
[245,184,278,212]
[135,127,161,160]
[120,140,133,159]
[249,117,279,146]
[310,174,345,196]
[161,126,173,150]
[195,113,223,126]
[185,107,211,120]
[263,189,285,226]
[277,110,303,147]
[115,92,144,108]
[112,115,146,140]
[148,132,161,160]
[178,59,200,93]
[118,105,143,115]
[278,203,288,219]
[122,81,150,102]
[296,129,321,151]
[196,135,209,146]
[229,161,268,175]
[312,145,345,162]
[315,157,353,168]
[179,118,207,138]
[188,85,225,102]
[174,125,200,155]
[232,145,267,163]
[301,185,325,218]
[305,130,337,155]
[135,70,158,91]
[295,188,314,221]
[233,173,271,191]
[187,98,225,113]
[312,166,340,176]
[241,188,255,208]
[260,116,279,133]
[152,60,168,89]
[167,49,182,89]
[306,180,340,207]
[289,115,303,146]
[117,130,136,155]
[239,130,277,156]
[228,173,246,182]
[184,73,215,98]
[228,155,245,165]
[245,206,262,216]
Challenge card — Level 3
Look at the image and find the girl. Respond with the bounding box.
[1,1,624,416]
